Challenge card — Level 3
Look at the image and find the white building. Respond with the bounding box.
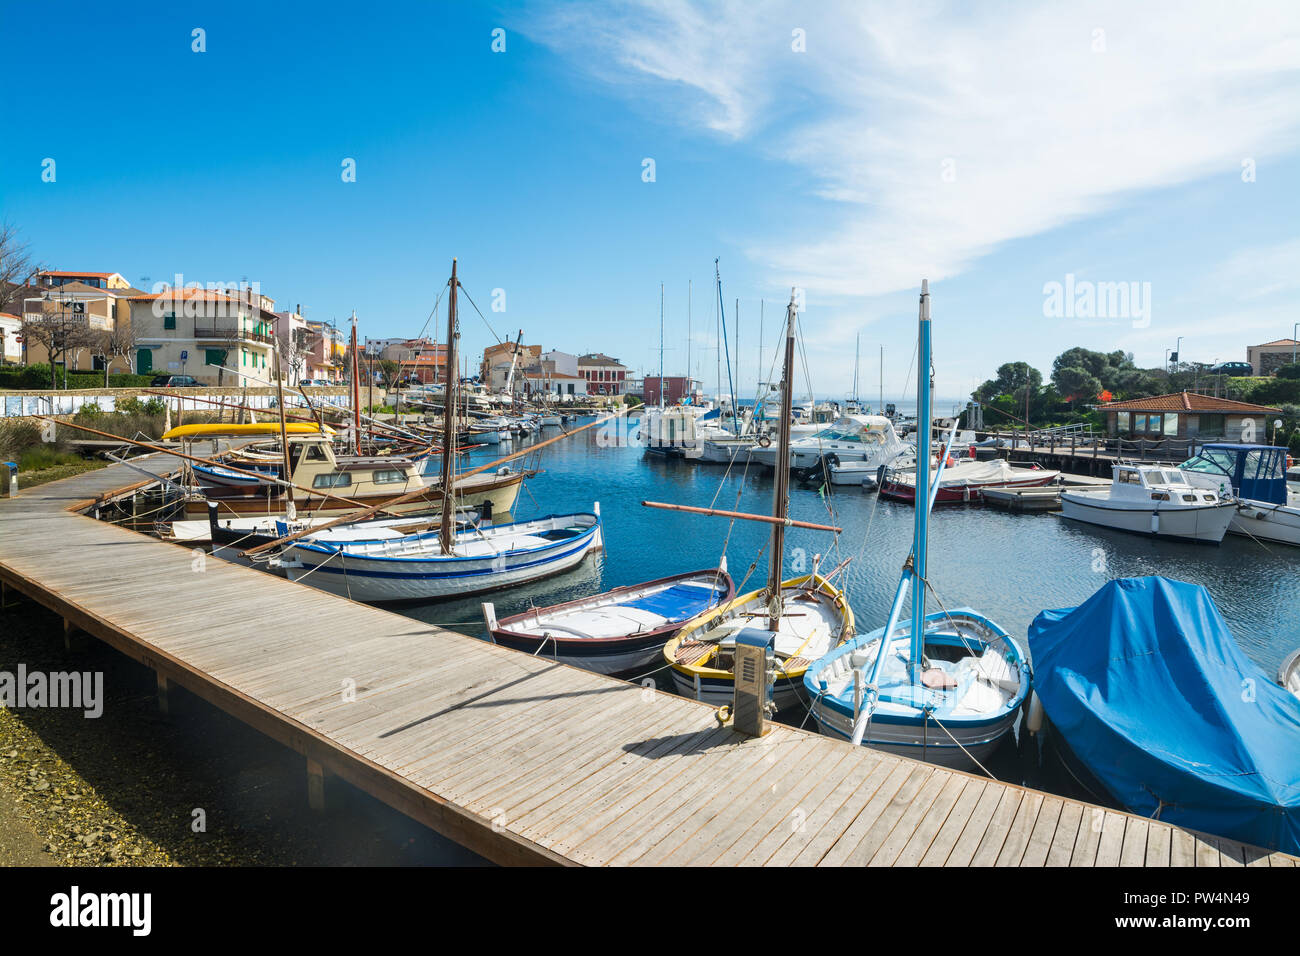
[0,313,22,364]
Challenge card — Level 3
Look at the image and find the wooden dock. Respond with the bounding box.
[0,454,1294,866]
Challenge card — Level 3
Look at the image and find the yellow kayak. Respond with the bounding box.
[161,422,334,440]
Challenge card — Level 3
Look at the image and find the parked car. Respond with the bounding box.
[298,379,333,386]
[149,375,202,387]
[1208,362,1254,377]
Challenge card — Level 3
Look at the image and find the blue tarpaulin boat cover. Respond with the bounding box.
[1029,576,1300,855]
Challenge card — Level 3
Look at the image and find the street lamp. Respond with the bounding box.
[1172,337,1184,378]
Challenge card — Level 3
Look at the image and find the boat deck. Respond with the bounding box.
[0,453,1295,866]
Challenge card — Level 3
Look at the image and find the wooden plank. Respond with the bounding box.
[1019,796,1064,867]
[1145,821,1171,867]
[816,761,921,867]
[944,783,1008,867]
[1071,806,1106,867]
[865,770,953,866]
[767,750,888,866]
[1119,817,1149,867]
[1170,826,1197,867]
[995,790,1044,866]
[1095,812,1128,866]
[919,778,987,867]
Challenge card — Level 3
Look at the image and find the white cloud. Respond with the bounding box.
[521,1,1300,300]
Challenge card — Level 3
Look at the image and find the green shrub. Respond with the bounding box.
[116,397,167,417]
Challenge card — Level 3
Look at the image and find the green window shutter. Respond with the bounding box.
[205,349,227,368]
[163,311,176,330]
[137,348,153,374]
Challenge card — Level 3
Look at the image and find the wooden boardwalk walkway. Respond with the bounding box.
[0,453,1294,866]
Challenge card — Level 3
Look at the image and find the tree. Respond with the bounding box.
[0,221,45,316]
[21,307,100,388]
[93,319,139,385]
[1054,366,1103,406]
[974,361,1042,403]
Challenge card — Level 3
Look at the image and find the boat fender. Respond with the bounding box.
[758,435,772,448]
[714,704,732,726]
[1026,691,1045,736]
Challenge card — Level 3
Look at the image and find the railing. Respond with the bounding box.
[194,324,274,344]
[985,430,1259,464]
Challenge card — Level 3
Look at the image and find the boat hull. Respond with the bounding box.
[1060,494,1235,542]
[281,512,602,603]
[186,469,526,519]
[879,472,1057,504]
[492,569,734,676]
[1228,500,1300,546]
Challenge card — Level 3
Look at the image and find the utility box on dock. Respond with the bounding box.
[733,628,776,737]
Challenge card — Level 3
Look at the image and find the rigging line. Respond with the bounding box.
[456,282,504,346]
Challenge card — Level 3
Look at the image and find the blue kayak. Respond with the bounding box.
[1028,576,1300,855]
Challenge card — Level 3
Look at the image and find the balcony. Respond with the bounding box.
[194,323,274,345]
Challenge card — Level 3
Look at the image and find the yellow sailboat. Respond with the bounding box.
[660,289,854,713]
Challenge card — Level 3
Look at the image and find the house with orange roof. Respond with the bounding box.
[1098,391,1282,442]
[1246,338,1300,376]
[21,280,140,374]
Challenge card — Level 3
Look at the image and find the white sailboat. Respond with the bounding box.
[804,281,1030,770]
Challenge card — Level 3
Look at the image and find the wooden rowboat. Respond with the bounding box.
[487,568,734,676]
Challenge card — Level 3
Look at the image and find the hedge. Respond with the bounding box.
[0,364,154,390]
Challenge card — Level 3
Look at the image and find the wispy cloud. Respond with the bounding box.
[520,1,1300,300]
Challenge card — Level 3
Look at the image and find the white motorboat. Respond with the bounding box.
[748,414,907,470]
[1179,443,1300,547]
[1060,463,1236,543]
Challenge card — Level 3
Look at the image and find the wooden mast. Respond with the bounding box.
[350,311,361,454]
[271,335,295,519]
[439,259,459,555]
[767,289,798,631]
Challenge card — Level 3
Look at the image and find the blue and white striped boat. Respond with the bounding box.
[193,462,279,490]
[276,509,603,603]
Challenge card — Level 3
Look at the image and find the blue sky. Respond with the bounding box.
[2,0,1297,403]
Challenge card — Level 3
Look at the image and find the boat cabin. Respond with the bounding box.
[1178,444,1290,505]
[1109,463,1223,505]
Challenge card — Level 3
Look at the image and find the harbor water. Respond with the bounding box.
[411,417,1300,680]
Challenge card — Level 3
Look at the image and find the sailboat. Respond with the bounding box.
[803,281,1030,770]
[273,260,604,603]
[662,290,855,711]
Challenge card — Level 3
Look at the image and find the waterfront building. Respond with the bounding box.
[1098,391,1283,441]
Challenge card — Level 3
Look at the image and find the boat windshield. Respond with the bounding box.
[1179,448,1236,477]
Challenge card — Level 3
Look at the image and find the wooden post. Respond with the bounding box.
[481,602,498,640]
[307,758,325,811]
[63,617,72,651]
[156,673,170,715]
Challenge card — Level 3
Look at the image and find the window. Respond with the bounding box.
[1163,413,1178,436]
[372,469,406,484]
[312,473,351,489]
[1133,414,1147,432]
[163,311,176,330]
[1117,469,1140,484]
[1198,414,1226,437]
[1117,411,1130,431]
